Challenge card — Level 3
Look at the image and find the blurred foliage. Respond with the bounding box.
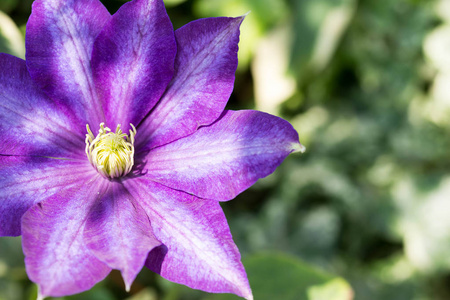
[2,0,450,299]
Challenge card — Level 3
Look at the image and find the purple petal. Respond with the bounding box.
[25,0,110,128]
[92,0,176,130]
[22,175,111,298]
[124,178,253,299]
[84,181,160,291]
[137,16,244,150]
[0,54,84,157]
[0,156,96,237]
[142,110,303,201]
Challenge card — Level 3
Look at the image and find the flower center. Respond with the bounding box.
[85,122,136,179]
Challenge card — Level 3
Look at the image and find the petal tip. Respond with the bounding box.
[292,142,306,153]
[243,289,253,300]
[125,282,132,293]
[36,289,45,300]
[120,268,137,293]
[236,279,253,300]
[230,13,247,26]
[122,271,137,293]
[236,13,248,23]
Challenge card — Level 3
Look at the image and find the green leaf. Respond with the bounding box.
[244,253,351,300]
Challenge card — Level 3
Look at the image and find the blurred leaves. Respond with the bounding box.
[0,0,18,14]
[0,237,29,300]
[163,0,187,7]
[194,0,289,69]
[393,176,450,272]
[291,0,356,80]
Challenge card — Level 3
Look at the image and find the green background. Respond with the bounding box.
[1,0,449,299]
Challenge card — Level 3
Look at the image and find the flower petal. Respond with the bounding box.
[92,0,176,130]
[84,181,161,291]
[142,110,303,201]
[137,16,244,150]
[0,156,96,237]
[22,175,111,298]
[25,0,110,128]
[124,178,253,300]
[0,54,84,157]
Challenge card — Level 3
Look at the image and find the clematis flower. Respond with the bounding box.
[0,0,304,299]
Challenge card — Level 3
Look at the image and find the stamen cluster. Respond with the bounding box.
[85,123,136,178]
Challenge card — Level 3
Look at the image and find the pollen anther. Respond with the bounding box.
[85,123,136,179]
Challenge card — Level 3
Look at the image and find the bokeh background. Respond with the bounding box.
[1,0,450,299]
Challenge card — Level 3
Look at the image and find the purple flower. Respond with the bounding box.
[0,0,304,299]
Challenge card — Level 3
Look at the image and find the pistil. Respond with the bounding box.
[85,123,136,178]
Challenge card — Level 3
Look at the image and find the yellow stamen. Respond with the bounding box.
[85,123,136,179]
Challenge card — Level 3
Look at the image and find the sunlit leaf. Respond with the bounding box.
[252,25,296,114]
[307,278,353,300]
[0,10,25,58]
